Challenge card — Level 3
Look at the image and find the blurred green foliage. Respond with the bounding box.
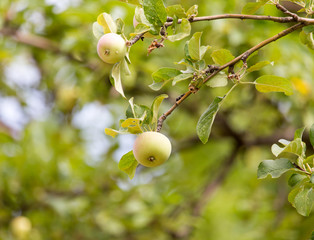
[0,0,313,239]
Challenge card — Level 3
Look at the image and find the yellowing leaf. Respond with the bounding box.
[255,75,293,96]
[97,12,117,34]
[121,118,143,134]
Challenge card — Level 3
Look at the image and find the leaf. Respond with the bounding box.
[130,23,151,36]
[294,127,305,140]
[241,0,268,15]
[288,173,307,187]
[310,124,314,148]
[188,32,211,61]
[92,22,104,39]
[121,118,143,134]
[255,75,293,96]
[167,18,191,42]
[303,25,314,34]
[289,183,314,216]
[186,5,198,18]
[196,97,223,144]
[97,12,117,34]
[257,158,295,179]
[151,94,168,130]
[271,138,306,158]
[172,73,193,86]
[166,5,186,18]
[119,151,139,179]
[110,62,125,98]
[300,31,314,50]
[115,18,125,35]
[126,103,152,124]
[206,72,228,88]
[105,128,128,138]
[211,49,235,66]
[119,0,142,5]
[149,68,182,91]
[311,174,314,184]
[143,0,167,30]
[188,32,202,60]
[247,61,271,73]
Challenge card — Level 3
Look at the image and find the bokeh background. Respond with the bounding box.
[0,0,313,239]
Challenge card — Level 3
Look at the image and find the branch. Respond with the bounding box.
[275,2,301,21]
[126,32,146,46]
[157,22,305,131]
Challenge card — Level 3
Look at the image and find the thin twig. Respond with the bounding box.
[126,32,146,46]
[275,2,301,21]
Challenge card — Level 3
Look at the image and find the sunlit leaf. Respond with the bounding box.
[121,118,143,134]
[111,62,125,98]
[166,4,186,18]
[97,12,117,34]
[255,75,293,96]
[172,73,193,85]
[119,151,139,179]
[257,158,295,179]
[206,72,228,88]
[92,22,104,39]
[247,61,271,73]
[149,68,181,90]
[211,49,235,66]
[271,138,306,158]
[196,97,223,144]
[151,94,168,130]
[143,0,167,30]
[241,0,268,14]
[186,5,198,18]
[105,128,127,138]
[167,18,191,42]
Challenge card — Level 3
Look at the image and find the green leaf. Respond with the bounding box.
[241,0,268,15]
[206,72,228,88]
[126,102,152,124]
[97,12,117,34]
[187,32,210,61]
[110,62,125,98]
[186,5,198,18]
[172,73,193,86]
[188,32,202,60]
[294,127,305,140]
[196,97,223,144]
[257,158,295,179]
[130,23,151,36]
[310,124,314,148]
[255,75,294,96]
[289,183,314,216]
[300,31,314,50]
[247,61,271,73]
[311,174,314,184]
[149,68,182,91]
[166,5,186,18]
[271,138,306,158]
[303,25,314,34]
[119,151,139,179]
[211,49,235,66]
[143,0,167,30]
[115,18,125,35]
[288,173,307,187]
[167,18,191,42]
[92,22,104,39]
[151,94,168,130]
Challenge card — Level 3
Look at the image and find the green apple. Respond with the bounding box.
[133,131,171,167]
[97,33,127,64]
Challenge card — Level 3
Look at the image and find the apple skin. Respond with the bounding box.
[97,33,127,64]
[133,131,171,167]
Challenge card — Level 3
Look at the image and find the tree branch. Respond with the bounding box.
[157,22,305,131]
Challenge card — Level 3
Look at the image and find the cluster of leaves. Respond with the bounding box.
[258,125,314,216]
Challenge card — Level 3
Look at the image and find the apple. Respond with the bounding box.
[97,33,127,64]
[133,131,171,167]
[10,216,32,239]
